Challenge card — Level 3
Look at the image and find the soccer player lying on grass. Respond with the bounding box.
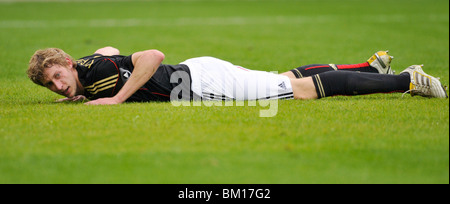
[27,47,448,105]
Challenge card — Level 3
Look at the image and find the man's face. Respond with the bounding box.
[41,63,82,98]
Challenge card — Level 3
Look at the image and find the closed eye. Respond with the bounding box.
[44,72,60,87]
[45,81,53,87]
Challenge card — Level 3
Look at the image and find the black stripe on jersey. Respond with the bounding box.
[258,92,294,100]
[202,93,231,101]
[201,92,294,101]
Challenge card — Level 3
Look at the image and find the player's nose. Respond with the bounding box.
[53,80,64,91]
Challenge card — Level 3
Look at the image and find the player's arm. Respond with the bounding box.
[85,49,165,105]
[94,46,120,56]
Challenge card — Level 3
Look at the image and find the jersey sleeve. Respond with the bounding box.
[83,56,121,100]
[118,54,134,71]
[81,54,135,100]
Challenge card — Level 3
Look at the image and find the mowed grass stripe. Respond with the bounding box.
[0,14,448,28]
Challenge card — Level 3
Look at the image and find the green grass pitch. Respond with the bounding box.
[0,0,448,184]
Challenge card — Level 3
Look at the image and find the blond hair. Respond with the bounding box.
[27,48,76,86]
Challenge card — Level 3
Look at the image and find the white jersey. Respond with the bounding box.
[180,57,294,101]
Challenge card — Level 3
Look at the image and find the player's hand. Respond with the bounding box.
[56,95,87,102]
[84,97,122,105]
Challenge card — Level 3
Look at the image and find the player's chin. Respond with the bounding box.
[65,87,76,98]
[59,89,73,98]
[66,92,76,98]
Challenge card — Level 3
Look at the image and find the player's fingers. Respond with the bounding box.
[56,97,71,102]
[72,95,87,102]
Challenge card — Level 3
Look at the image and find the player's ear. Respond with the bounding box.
[65,57,73,68]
